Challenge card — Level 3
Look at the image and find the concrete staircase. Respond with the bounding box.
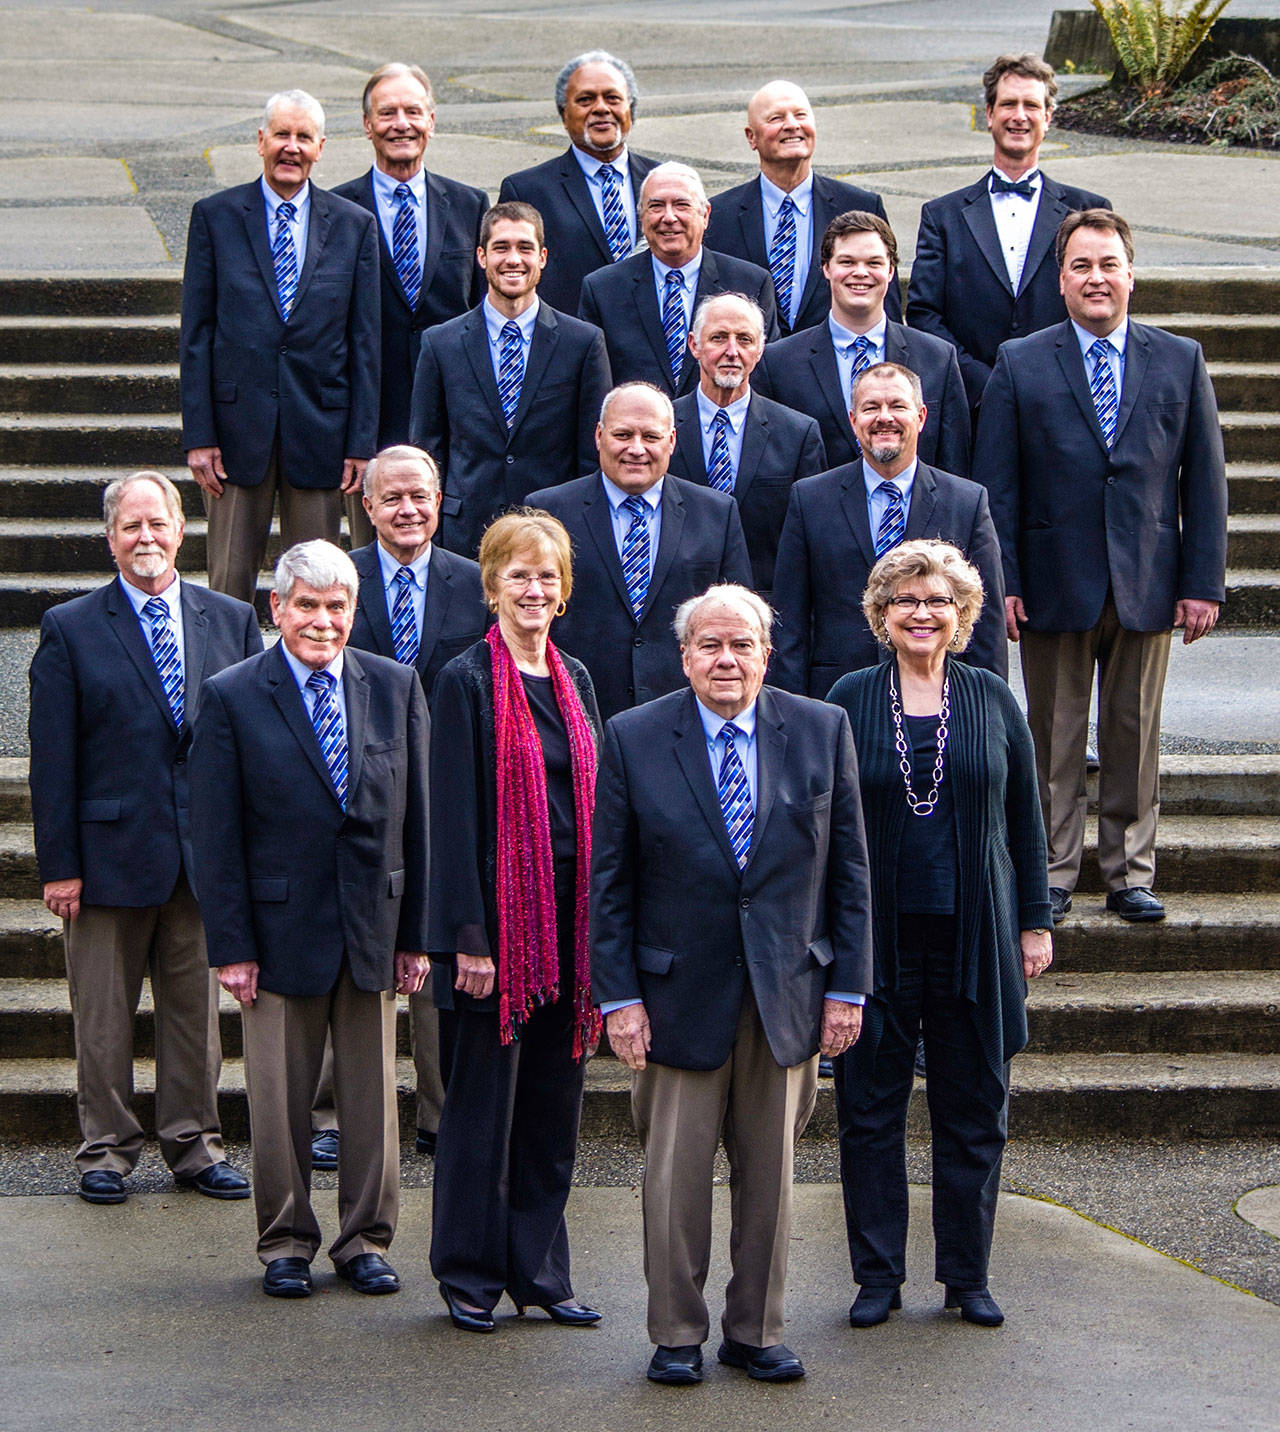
[2,274,1278,1144]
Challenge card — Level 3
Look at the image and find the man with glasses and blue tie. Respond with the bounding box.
[974,210,1226,927]
[191,541,431,1300]
[591,583,872,1385]
[180,90,381,606]
[28,471,261,1206]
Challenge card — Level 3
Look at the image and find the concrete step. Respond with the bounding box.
[1227,464,1280,515]
[1221,568,1280,627]
[1208,363,1280,413]
[0,276,183,318]
[1051,893,1280,972]
[1228,514,1280,568]
[1139,314,1280,363]
[1222,413,1280,466]
[0,900,61,978]
[0,366,178,414]
[0,468,201,520]
[0,316,179,365]
[0,413,183,467]
[1132,275,1280,319]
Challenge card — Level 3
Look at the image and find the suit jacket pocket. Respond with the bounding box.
[388,869,405,898]
[365,739,403,756]
[250,877,289,902]
[440,494,463,517]
[78,798,121,822]
[319,384,349,409]
[635,945,675,975]
[808,935,835,968]
[789,791,832,816]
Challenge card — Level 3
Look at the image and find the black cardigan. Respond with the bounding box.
[427,638,602,1012]
[826,657,1051,1076]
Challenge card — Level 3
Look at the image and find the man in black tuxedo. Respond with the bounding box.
[409,202,611,556]
[592,584,872,1384]
[526,381,752,721]
[180,89,381,605]
[579,163,780,398]
[332,62,487,544]
[29,471,261,1206]
[498,50,657,314]
[908,54,1109,411]
[754,211,969,477]
[773,362,1006,697]
[974,210,1227,924]
[704,80,901,334]
[668,293,826,599]
[191,541,431,1299]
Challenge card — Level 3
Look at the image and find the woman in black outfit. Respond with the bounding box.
[827,540,1052,1329]
[427,510,603,1332]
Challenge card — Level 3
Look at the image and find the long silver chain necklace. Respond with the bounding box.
[888,669,950,817]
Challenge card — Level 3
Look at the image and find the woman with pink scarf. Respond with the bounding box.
[427,509,603,1334]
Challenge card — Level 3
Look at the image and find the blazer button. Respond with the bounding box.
[1106,476,1116,485]
[506,455,515,464]
[740,896,751,910]
[633,636,643,647]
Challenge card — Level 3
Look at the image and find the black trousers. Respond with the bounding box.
[429,893,587,1311]
[835,915,1010,1291]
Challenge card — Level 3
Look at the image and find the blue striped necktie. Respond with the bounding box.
[662,269,687,386]
[707,409,735,493]
[392,182,421,309]
[717,722,753,868]
[390,566,419,665]
[598,163,631,262]
[1089,338,1119,448]
[306,669,348,808]
[620,495,651,619]
[769,195,797,328]
[142,597,183,728]
[498,320,524,427]
[874,480,906,556]
[273,200,298,319]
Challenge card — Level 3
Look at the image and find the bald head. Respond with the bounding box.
[745,80,815,184]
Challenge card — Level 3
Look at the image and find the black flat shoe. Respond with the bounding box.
[311,1129,339,1169]
[337,1252,400,1294]
[263,1257,313,1298]
[174,1161,250,1200]
[717,1339,805,1382]
[440,1283,495,1332]
[647,1344,703,1384]
[1105,886,1165,922]
[945,1286,1004,1326]
[1049,887,1072,925]
[515,1299,602,1325]
[78,1169,127,1204]
[849,1285,902,1327]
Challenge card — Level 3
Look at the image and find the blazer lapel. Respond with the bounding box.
[1055,324,1111,456]
[1111,320,1149,449]
[561,151,613,263]
[460,309,509,432]
[672,692,743,876]
[811,332,853,440]
[737,180,767,266]
[418,169,451,303]
[839,465,878,569]
[355,548,396,658]
[179,583,211,728]
[107,577,178,731]
[734,400,768,502]
[904,463,938,538]
[341,649,370,800]
[508,304,558,437]
[745,688,787,864]
[645,478,686,616]
[290,186,329,315]
[632,261,676,387]
[417,549,454,673]
[240,185,283,317]
[1018,177,1069,297]
[960,176,1013,295]
[582,479,635,612]
[266,643,341,797]
[675,403,708,483]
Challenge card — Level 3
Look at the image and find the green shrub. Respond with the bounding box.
[1090,0,1233,97]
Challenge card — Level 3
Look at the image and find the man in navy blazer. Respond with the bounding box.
[29,472,261,1206]
[704,80,901,334]
[974,211,1226,924]
[908,54,1109,411]
[592,584,872,1384]
[526,382,752,722]
[180,89,381,605]
[498,50,658,315]
[755,211,970,476]
[332,63,487,543]
[668,293,826,598]
[191,541,431,1299]
[579,163,780,399]
[410,202,611,557]
[773,362,1006,697]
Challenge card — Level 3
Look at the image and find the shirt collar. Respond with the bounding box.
[651,250,702,286]
[572,145,630,179]
[695,694,757,743]
[601,473,663,513]
[261,176,309,220]
[376,539,432,587]
[119,571,180,620]
[1071,318,1128,358]
[371,164,426,204]
[863,457,917,501]
[483,294,540,344]
[696,385,751,434]
[829,312,886,352]
[759,171,812,219]
[280,642,343,693]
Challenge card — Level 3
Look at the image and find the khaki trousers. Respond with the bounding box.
[63,874,223,1177]
[344,490,375,550]
[632,994,818,1349]
[1021,598,1171,891]
[240,966,399,1267]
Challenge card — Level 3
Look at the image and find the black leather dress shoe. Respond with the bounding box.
[945,1286,1004,1326]
[1049,887,1073,925]
[440,1283,495,1332]
[849,1285,902,1327]
[78,1169,127,1204]
[717,1339,805,1382]
[647,1344,703,1384]
[263,1257,313,1298]
[311,1129,339,1169]
[175,1161,250,1200]
[415,1127,437,1156]
[337,1252,400,1294]
[1105,887,1165,922]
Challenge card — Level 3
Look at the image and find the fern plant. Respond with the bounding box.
[1090,0,1233,97]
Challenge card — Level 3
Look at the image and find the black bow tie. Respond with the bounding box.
[991,172,1037,198]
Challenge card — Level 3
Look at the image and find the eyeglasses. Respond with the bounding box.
[497,570,562,589]
[887,595,955,613]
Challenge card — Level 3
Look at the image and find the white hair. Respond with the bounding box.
[273,540,357,605]
[640,162,709,215]
[691,292,765,346]
[363,445,440,497]
[102,470,184,533]
[674,584,774,647]
[263,89,325,136]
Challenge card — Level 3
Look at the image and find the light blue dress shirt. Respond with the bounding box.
[120,572,185,685]
[651,252,702,328]
[483,295,539,388]
[261,177,310,271]
[696,387,750,484]
[829,313,887,414]
[1071,318,1127,400]
[571,145,638,253]
[864,457,917,536]
[601,473,662,584]
[280,644,347,735]
[376,539,431,638]
[760,172,813,328]
[370,164,427,278]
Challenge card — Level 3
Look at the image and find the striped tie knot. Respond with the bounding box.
[391,182,421,309]
[143,595,184,728]
[277,200,296,223]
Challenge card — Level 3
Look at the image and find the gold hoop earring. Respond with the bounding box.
[555,600,567,617]
[487,598,498,614]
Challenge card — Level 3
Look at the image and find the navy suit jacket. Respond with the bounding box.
[525,472,753,722]
[907,172,1110,409]
[498,146,660,315]
[331,167,487,448]
[590,685,873,1070]
[704,173,902,333]
[28,577,262,907]
[973,319,1227,633]
[772,460,1007,696]
[668,390,826,596]
[191,643,430,997]
[753,318,971,477]
[180,180,381,488]
[409,300,611,556]
[579,247,781,398]
[347,541,489,699]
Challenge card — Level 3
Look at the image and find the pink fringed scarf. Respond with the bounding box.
[488,624,600,1056]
